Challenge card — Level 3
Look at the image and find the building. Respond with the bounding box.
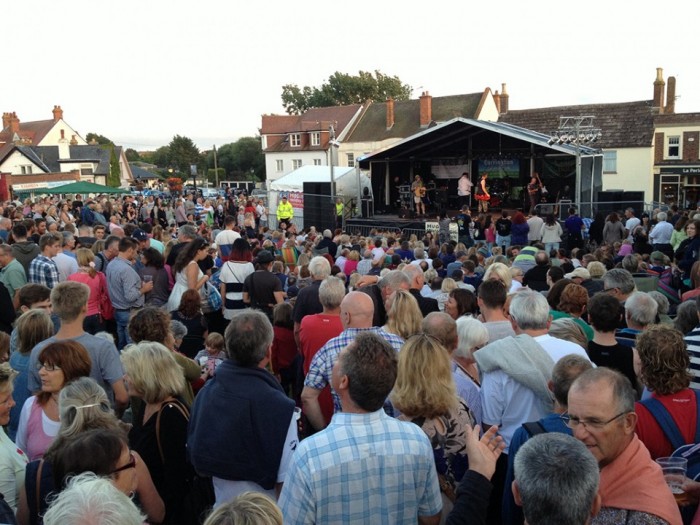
[0,106,133,193]
[260,105,364,183]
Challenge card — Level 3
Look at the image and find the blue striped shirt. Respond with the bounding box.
[279,410,442,524]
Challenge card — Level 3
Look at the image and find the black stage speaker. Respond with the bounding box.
[303,182,334,232]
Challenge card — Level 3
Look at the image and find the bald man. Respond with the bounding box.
[301,291,405,431]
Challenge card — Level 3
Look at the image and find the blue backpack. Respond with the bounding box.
[641,389,700,480]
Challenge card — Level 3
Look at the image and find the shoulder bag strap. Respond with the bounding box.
[155,399,190,465]
[522,421,547,437]
[694,389,700,444]
[640,397,686,450]
[35,458,44,520]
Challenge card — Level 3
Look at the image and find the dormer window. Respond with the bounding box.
[290,133,301,147]
[311,132,320,146]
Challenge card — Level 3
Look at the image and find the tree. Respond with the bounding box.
[103,145,121,187]
[168,135,202,175]
[281,70,412,115]
[150,146,171,169]
[204,137,265,180]
[86,132,113,145]
[125,148,140,162]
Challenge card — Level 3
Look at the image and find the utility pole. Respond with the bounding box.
[213,145,219,188]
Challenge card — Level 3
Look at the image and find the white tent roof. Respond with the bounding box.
[269,166,356,192]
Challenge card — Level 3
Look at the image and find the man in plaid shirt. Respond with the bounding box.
[301,291,404,432]
[280,331,442,524]
[28,233,60,289]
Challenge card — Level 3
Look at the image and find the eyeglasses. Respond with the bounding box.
[560,411,628,430]
[36,362,61,372]
[603,287,619,294]
[110,452,136,475]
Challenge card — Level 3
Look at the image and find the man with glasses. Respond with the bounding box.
[566,368,681,524]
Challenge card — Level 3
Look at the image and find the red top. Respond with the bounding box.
[299,314,344,426]
[271,326,298,373]
[67,271,106,316]
[635,388,697,459]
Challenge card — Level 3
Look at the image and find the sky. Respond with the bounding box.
[4,1,700,152]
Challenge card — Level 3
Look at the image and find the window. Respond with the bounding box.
[20,165,33,174]
[290,133,301,147]
[276,160,284,172]
[668,136,680,158]
[603,150,617,173]
[347,153,355,168]
[311,132,320,146]
[292,159,302,170]
[313,159,322,166]
[80,164,94,176]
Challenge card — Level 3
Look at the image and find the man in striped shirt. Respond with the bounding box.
[683,295,700,388]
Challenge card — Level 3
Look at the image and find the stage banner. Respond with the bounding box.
[478,159,520,179]
[289,191,304,209]
[432,163,470,180]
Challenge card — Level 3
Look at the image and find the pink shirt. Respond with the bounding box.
[68,271,105,316]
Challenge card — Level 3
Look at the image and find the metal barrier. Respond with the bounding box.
[534,200,668,220]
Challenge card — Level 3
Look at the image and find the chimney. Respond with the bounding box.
[666,76,676,114]
[386,98,395,129]
[419,91,432,126]
[58,136,70,160]
[70,134,78,145]
[500,84,509,114]
[52,105,63,122]
[1,113,10,130]
[653,67,665,113]
[9,113,19,134]
[494,90,501,114]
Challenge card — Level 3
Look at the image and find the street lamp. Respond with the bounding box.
[549,116,602,215]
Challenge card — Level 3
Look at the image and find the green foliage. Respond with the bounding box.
[168,135,202,175]
[204,137,265,181]
[102,145,121,187]
[150,146,171,168]
[86,132,113,145]
[281,70,412,115]
[125,148,140,162]
[206,168,226,184]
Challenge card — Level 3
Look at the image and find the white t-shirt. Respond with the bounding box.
[533,334,591,363]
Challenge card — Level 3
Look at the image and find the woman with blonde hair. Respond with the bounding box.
[68,248,109,334]
[203,491,282,525]
[437,277,458,312]
[121,341,191,525]
[383,289,422,340]
[483,262,513,292]
[391,334,474,512]
[8,309,54,441]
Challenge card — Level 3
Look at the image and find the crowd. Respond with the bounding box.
[1,189,700,524]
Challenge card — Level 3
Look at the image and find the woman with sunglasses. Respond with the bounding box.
[18,377,164,525]
[15,341,91,461]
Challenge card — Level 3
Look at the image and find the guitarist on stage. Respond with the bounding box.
[411,174,427,217]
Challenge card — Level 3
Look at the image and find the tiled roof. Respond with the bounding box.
[0,119,55,146]
[499,100,656,149]
[346,93,485,142]
[262,104,363,153]
[654,112,700,125]
[261,105,362,135]
[0,145,113,175]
